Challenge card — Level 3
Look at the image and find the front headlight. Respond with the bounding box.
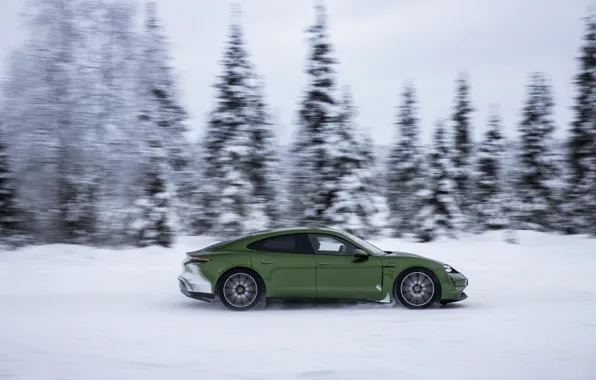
[443,264,453,273]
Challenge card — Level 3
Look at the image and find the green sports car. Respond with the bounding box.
[177,227,468,311]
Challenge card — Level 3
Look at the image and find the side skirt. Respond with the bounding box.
[265,297,391,305]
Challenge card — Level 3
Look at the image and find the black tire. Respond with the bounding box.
[217,268,265,311]
[394,268,441,310]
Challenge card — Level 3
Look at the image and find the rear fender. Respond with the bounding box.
[186,252,253,293]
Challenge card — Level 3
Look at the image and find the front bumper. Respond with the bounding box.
[440,271,468,303]
[440,291,468,304]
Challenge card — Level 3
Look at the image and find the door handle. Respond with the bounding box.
[260,260,274,264]
[318,262,330,266]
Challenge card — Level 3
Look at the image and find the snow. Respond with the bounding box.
[1,232,596,380]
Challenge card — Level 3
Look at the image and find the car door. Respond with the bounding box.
[248,233,316,298]
[309,233,383,300]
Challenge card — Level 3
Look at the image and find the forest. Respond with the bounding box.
[0,0,595,248]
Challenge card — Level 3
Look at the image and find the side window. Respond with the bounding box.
[247,234,313,254]
[309,234,358,256]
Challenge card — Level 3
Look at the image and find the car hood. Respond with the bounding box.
[380,251,445,266]
[383,250,423,258]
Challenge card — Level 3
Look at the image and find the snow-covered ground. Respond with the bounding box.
[1,231,595,380]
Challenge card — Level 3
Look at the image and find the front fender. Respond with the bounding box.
[379,257,446,301]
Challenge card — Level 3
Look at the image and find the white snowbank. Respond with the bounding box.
[1,231,595,380]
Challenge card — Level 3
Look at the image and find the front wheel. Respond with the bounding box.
[394,268,441,309]
[218,269,264,311]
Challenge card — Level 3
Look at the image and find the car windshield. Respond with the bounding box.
[341,231,386,256]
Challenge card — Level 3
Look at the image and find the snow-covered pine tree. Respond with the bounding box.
[1,44,54,242]
[565,12,596,235]
[245,76,282,229]
[141,1,189,173]
[6,0,100,244]
[413,120,463,242]
[450,74,475,221]
[324,87,382,235]
[473,108,508,231]
[174,150,204,235]
[356,127,391,237]
[290,2,341,227]
[3,0,158,246]
[386,84,425,237]
[0,121,25,246]
[217,136,256,236]
[140,1,192,234]
[91,0,147,245]
[130,131,174,247]
[287,129,310,224]
[199,16,256,236]
[128,1,180,247]
[501,138,523,243]
[514,73,561,231]
[324,87,360,232]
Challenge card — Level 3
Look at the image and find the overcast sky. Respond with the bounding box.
[0,0,593,146]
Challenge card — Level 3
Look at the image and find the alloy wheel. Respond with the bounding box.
[222,273,259,308]
[399,272,435,307]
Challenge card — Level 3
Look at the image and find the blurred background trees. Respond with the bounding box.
[0,1,595,247]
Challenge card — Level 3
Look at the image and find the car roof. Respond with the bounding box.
[193,226,349,253]
[247,226,345,238]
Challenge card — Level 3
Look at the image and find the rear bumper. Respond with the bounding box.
[178,276,216,303]
[178,262,215,293]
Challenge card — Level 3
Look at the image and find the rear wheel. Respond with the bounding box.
[394,268,440,309]
[218,269,264,311]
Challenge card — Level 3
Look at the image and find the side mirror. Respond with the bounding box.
[353,249,368,259]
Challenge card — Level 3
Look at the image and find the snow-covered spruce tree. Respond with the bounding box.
[580,157,596,237]
[450,74,475,221]
[217,136,256,236]
[141,1,190,173]
[290,2,341,227]
[4,0,100,244]
[386,84,426,237]
[356,127,391,237]
[174,151,204,235]
[128,1,182,247]
[413,120,463,242]
[324,87,386,236]
[245,76,282,229]
[0,122,26,246]
[140,1,192,234]
[90,0,148,245]
[130,132,174,247]
[1,46,50,242]
[323,88,360,232]
[473,108,508,231]
[565,13,596,235]
[54,0,101,245]
[2,0,148,245]
[199,18,258,236]
[514,73,561,231]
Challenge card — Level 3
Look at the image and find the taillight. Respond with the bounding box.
[186,255,211,263]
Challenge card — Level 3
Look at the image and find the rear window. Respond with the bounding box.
[196,234,252,252]
[263,235,296,251]
[247,234,313,254]
[194,229,277,252]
